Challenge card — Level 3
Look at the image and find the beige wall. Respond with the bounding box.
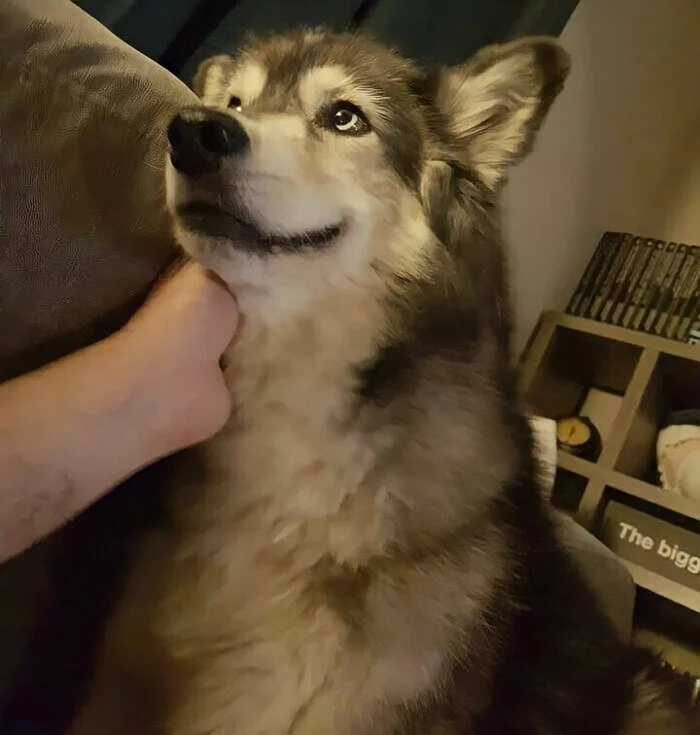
[663,135,700,243]
[505,0,700,353]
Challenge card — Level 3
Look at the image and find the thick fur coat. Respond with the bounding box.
[71,30,695,735]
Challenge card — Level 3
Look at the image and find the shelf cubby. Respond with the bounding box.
[521,311,700,619]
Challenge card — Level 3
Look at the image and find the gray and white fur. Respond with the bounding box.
[71,30,696,735]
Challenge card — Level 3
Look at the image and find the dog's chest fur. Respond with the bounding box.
[156,298,458,734]
[212,286,390,532]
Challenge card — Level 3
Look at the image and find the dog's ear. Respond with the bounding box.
[192,55,236,99]
[433,37,570,188]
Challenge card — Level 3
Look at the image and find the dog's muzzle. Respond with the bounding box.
[168,107,249,177]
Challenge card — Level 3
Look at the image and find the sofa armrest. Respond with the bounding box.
[555,514,635,640]
[529,416,635,639]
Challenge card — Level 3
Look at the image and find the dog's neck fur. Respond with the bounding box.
[182,250,400,567]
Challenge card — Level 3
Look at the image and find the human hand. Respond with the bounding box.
[0,261,239,561]
[118,260,239,453]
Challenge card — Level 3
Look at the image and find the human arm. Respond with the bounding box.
[0,263,238,562]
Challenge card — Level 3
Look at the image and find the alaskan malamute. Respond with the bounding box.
[71,30,695,735]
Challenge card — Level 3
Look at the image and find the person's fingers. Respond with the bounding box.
[193,370,234,442]
[195,266,240,354]
[129,261,240,358]
[141,253,189,303]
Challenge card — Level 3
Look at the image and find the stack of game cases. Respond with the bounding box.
[566,232,700,344]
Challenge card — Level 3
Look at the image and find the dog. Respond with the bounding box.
[70,30,696,735]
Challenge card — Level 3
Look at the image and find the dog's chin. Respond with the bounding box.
[175,202,343,254]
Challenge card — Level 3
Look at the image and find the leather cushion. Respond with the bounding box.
[0,0,197,382]
[0,0,196,722]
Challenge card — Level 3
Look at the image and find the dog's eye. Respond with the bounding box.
[327,102,369,135]
[228,96,242,111]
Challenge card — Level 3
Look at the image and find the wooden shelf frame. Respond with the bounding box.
[521,310,700,612]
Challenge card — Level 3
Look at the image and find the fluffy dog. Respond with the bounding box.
[71,30,695,735]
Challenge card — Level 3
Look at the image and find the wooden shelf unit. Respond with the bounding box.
[520,311,700,614]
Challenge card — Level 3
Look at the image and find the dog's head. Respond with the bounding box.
[167,31,569,317]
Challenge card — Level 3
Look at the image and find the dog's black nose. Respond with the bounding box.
[168,108,249,176]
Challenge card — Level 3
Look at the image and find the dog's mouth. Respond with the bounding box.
[176,202,343,254]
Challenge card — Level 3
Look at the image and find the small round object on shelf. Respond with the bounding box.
[556,415,602,460]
